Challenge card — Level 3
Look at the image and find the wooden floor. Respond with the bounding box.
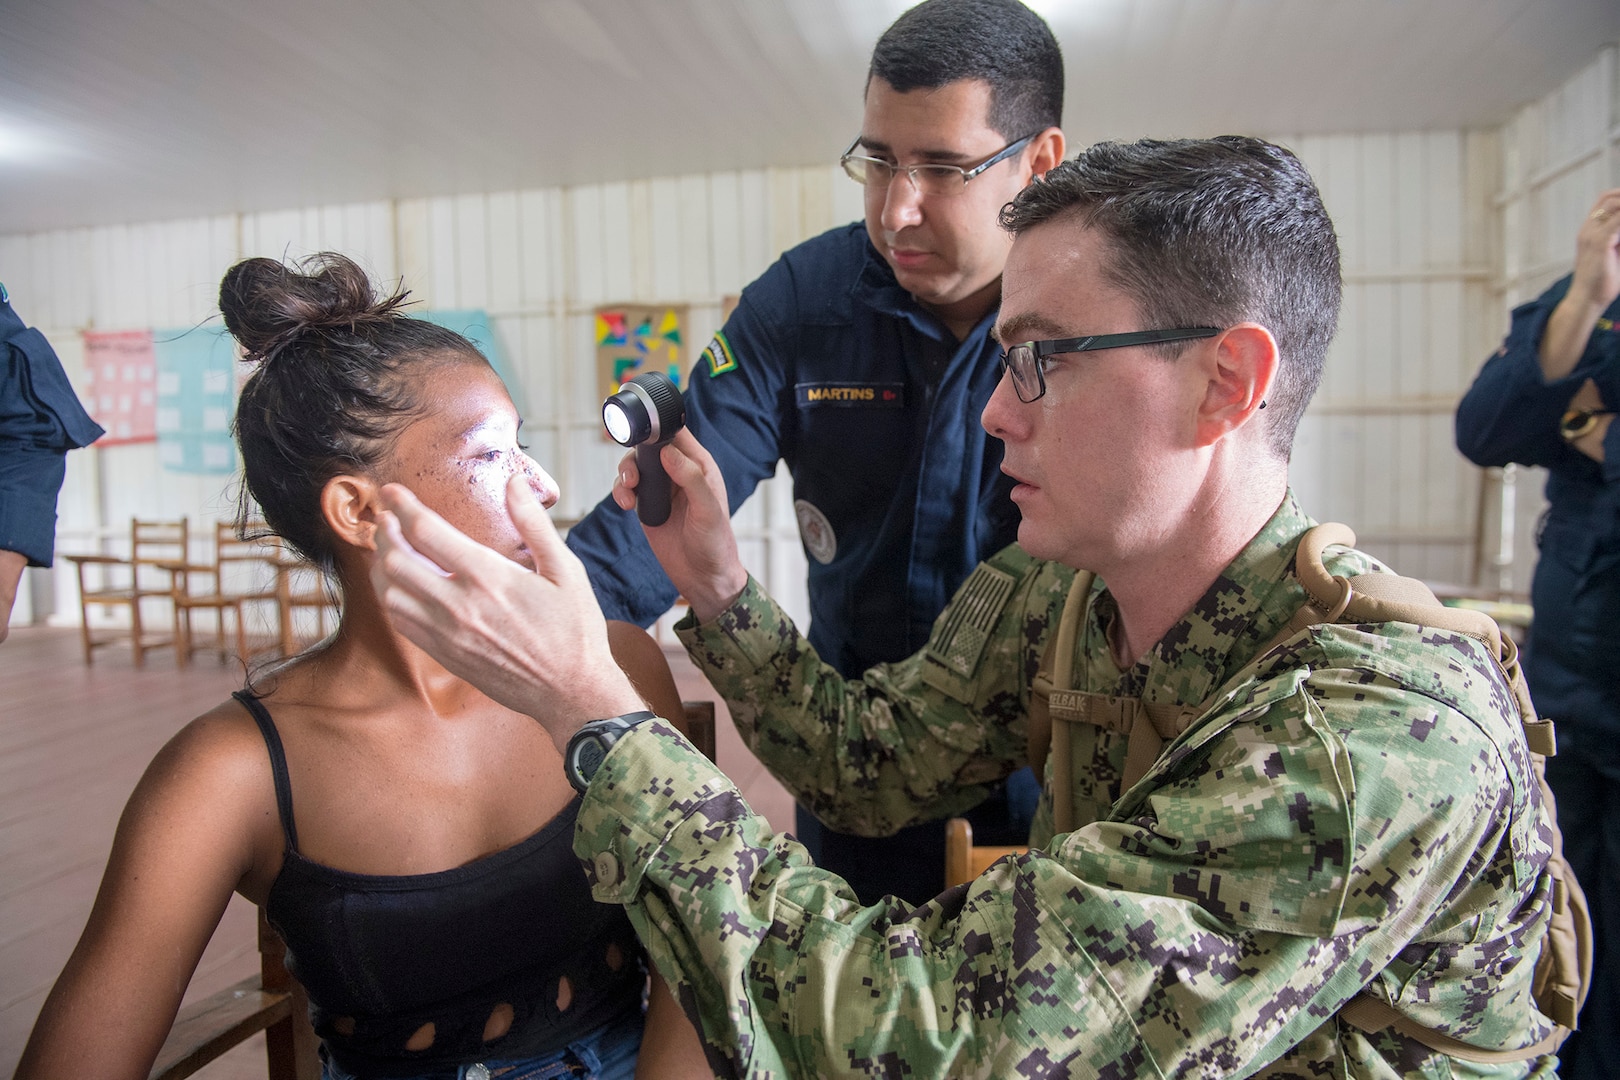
[0,625,791,1078]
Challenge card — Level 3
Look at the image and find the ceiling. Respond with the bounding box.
[2,0,1618,235]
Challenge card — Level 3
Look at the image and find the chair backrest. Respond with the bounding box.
[131,518,189,564]
[212,521,281,596]
[217,520,267,563]
[944,818,1026,891]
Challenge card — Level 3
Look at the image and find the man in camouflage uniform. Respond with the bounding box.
[372,137,1560,1077]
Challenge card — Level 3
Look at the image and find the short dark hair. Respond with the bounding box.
[999,137,1341,458]
[220,253,486,573]
[868,0,1063,140]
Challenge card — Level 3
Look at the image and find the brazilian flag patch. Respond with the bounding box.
[702,332,739,377]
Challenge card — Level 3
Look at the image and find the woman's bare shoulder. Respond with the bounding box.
[125,693,288,848]
[152,695,272,778]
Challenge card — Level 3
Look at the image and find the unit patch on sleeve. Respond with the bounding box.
[702,332,738,377]
[794,382,905,408]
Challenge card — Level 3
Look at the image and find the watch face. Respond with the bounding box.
[574,736,608,782]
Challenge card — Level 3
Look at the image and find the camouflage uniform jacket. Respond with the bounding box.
[573,493,1558,1078]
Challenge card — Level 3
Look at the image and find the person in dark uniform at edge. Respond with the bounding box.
[0,283,104,642]
[1455,187,1620,1080]
[563,0,1066,905]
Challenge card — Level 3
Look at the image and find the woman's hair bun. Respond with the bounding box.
[219,253,407,360]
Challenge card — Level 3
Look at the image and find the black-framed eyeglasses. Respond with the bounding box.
[999,328,1222,403]
[839,134,1035,197]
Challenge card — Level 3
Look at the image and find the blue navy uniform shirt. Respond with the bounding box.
[0,286,104,567]
[566,222,1019,677]
[1456,274,1620,731]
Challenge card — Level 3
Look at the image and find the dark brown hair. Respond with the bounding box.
[1000,137,1341,458]
[221,253,486,571]
[868,0,1063,140]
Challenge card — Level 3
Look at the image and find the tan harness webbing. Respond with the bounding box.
[1027,523,1591,1063]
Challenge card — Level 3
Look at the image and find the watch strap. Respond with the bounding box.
[1561,409,1611,442]
[565,710,658,793]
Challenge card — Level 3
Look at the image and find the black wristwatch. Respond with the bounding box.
[1560,408,1612,442]
[564,711,658,793]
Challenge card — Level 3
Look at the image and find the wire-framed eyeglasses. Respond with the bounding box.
[999,327,1222,403]
[839,134,1035,197]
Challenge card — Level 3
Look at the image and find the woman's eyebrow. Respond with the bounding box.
[456,414,515,442]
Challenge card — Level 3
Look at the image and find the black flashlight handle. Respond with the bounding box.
[636,441,675,526]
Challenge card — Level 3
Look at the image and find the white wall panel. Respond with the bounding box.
[675,176,713,301]
[394,198,434,306]
[648,178,684,302]
[453,194,491,309]
[598,182,637,304]
[427,197,458,305]
[486,192,522,316]
[1273,125,1496,585]
[518,189,565,309]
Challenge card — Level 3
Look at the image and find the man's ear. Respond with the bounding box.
[1194,323,1278,448]
[322,474,382,551]
[1025,126,1066,182]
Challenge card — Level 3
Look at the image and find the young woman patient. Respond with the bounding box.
[16,254,709,1080]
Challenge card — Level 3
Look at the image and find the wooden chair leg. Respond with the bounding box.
[234,601,249,665]
[175,606,191,669]
[259,914,320,1080]
[131,595,146,669]
[76,565,95,665]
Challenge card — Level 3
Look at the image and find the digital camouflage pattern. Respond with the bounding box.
[573,493,1558,1078]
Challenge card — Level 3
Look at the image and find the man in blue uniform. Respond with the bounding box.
[1455,187,1620,1080]
[564,0,1065,903]
[0,283,104,642]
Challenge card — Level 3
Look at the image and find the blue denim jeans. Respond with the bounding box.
[321,1006,643,1080]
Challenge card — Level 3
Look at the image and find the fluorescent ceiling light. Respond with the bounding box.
[0,119,69,166]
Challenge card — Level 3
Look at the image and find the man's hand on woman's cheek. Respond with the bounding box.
[371,478,644,749]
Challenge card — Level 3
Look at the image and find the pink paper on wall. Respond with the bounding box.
[83,329,158,446]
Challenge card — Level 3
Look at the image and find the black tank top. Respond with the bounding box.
[235,691,645,1078]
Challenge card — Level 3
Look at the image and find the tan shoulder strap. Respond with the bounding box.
[1044,571,1090,836]
[1292,523,1503,653]
[1339,997,1566,1065]
[1031,570,1203,829]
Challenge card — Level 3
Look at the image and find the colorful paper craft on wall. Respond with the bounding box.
[153,324,237,474]
[83,329,158,446]
[595,305,687,429]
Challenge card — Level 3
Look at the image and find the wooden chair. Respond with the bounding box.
[169,522,282,667]
[65,518,188,666]
[944,818,1027,891]
[681,700,717,763]
[149,910,319,1080]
